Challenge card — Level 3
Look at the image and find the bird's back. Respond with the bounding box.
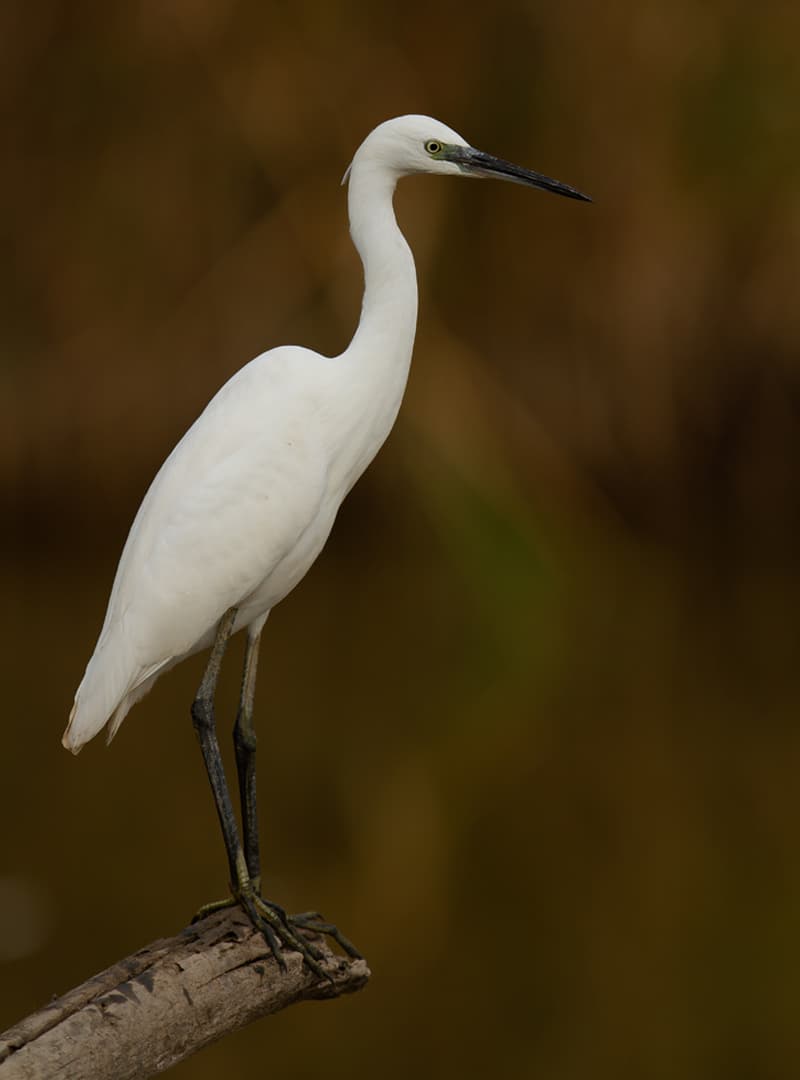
[64,345,338,752]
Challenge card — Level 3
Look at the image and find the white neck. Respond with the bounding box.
[322,157,420,496]
[344,159,418,363]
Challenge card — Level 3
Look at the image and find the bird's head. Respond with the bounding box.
[344,114,591,202]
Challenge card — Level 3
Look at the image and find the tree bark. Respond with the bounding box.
[0,908,370,1079]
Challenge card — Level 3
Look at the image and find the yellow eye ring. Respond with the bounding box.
[425,140,442,155]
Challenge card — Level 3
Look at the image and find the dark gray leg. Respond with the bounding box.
[234,627,262,888]
[191,607,245,891]
[191,608,337,980]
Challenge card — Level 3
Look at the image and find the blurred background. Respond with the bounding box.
[3,1,800,1076]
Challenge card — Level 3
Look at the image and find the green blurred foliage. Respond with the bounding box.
[2,1,800,1077]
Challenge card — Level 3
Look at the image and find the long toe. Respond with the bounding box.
[191,895,239,923]
[290,910,363,960]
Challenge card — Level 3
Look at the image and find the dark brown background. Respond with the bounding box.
[3,2,800,1076]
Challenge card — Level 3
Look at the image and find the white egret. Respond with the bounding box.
[64,115,590,978]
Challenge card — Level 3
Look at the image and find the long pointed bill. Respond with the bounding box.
[448,146,592,202]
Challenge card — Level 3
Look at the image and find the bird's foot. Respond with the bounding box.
[192,887,361,982]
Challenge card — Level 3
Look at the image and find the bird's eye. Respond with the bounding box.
[424,140,443,155]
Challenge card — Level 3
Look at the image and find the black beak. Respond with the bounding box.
[448,146,592,203]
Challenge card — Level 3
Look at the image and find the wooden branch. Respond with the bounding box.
[0,908,370,1079]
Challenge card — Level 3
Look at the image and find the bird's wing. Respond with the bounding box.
[65,346,334,750]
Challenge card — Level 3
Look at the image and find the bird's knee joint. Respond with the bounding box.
[191,696,214,733]
[235,725,257,754]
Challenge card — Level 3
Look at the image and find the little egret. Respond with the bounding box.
[64,115,590,978]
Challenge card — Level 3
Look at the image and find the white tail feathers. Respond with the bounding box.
[62,700,86,755]
[62,688,118,754]
[62,652,171,753]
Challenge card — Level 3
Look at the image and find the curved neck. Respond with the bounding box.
[345,159,418,361]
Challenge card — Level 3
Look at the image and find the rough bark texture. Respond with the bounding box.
[0,908,370,1079]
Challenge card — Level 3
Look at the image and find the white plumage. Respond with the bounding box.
[64,117,460,751]
[64,114,589,753]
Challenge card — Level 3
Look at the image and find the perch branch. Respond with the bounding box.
[0,907,370,1079]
